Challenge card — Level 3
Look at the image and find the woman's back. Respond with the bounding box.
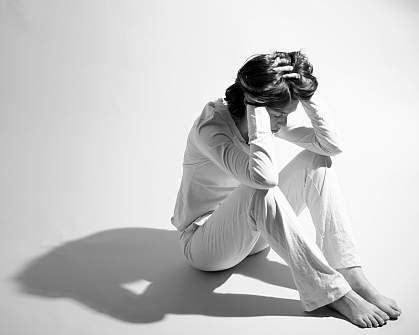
[170,98,246,232]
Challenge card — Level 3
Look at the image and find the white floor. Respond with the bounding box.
[3,138,417,335]
[2,206,417,335]
[1,1,418,334]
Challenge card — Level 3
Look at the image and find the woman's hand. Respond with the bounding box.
[282,72,313,101]
[272,58,294,76]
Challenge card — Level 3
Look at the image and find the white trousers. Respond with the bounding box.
[179,149,361,311]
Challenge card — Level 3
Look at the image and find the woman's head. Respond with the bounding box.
[225,50,318,121]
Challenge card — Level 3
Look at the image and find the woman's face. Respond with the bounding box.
[266,99,299,132]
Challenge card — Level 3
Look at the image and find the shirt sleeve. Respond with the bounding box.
[194,107,278,189]
[274,97,344,156]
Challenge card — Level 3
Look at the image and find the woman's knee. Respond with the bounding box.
[297,149,333,170]
[297,150,336,196]
[294,150,333,188]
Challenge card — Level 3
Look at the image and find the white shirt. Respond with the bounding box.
[170,97,343,232]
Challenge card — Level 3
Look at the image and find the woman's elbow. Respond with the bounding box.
[330,142,344,156]
[318,141,343,156]
[328,146,343,156]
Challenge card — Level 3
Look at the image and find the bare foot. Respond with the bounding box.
[328,290,389,328]
[337,266,402,320]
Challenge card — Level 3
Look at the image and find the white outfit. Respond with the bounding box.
[170,97,361,311]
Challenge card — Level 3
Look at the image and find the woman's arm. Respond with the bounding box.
[194,105,278,189]
[274,97,344,156]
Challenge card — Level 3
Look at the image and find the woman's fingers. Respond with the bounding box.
[273,57,290,66]
[282,72,301,79]
[273,65,294,73]
[273,63,302,80]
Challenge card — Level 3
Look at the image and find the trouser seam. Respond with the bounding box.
[247,188,260,232]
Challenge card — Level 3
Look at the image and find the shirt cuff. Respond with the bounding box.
[247,107,271,142]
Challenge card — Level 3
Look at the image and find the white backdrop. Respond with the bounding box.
[1,1,418,334]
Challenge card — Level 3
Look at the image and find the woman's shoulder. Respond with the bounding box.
[195,98,230,130]
[200,98,227,118]
[191,98,235,144]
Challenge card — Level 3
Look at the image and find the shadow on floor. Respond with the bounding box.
[12,227,345,323]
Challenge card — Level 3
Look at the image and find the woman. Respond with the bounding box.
[170,50,401,328]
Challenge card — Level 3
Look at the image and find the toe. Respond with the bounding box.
[377,303,399,319]
[388,308,400,319]
[389,298,402,312]
[369,315,379,328]
[391,303,402,313]
[355,318,367,328]
[376,309,390,321]
[364,316,372,328]
[373,313,386,326]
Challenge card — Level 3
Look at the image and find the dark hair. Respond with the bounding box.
[225,50,318,120]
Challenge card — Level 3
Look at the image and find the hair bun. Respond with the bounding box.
[286,51,317,100]
[225,81,246,120]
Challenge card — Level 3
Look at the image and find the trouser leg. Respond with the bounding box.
[181,184,264,272]
[181,149,358,311]
[277,149,361,269]
[248,184,352,311]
